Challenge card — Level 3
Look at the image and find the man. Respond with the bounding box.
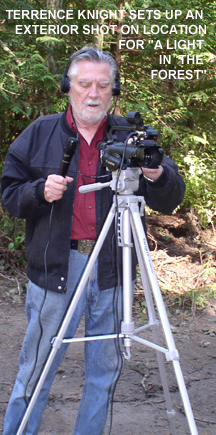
[1,47,185,435]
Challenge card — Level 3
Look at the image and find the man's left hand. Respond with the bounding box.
[141,166,163,182]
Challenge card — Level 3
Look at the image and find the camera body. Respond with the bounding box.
[98,111,164,172]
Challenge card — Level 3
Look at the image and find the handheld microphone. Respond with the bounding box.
[59,136,80,177]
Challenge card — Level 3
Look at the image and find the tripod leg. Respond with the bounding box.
[129,203,198,435]
[131,217,177,434]
[16,203,116,435]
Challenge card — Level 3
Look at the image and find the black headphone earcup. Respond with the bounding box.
[61,70,71,94]
[112,71,121,96]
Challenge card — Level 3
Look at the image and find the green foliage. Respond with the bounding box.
[0,205,26,270]
[182,151,216,227]
[176,283,216,313]
[0,206,25,249]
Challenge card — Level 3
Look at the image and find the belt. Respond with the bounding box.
[70,239,96,255]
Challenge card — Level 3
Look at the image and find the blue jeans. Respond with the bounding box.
[3,250,123,435]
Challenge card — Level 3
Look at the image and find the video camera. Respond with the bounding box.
[97,111,164,172]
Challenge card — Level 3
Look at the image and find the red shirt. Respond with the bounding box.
[66,106,107,240]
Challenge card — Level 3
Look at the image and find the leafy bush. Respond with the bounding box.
[182,151,216,227]
[0,205,26,271]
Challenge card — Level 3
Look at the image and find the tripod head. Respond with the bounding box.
[78,168,142,196]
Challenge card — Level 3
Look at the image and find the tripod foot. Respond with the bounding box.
[166,409,177,435]
[123,338,131,360]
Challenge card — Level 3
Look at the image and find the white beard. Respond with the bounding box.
[71,99,111,124]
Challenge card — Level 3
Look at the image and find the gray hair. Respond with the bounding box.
[67,46,118,85]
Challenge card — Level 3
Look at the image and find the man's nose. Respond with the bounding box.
[88,83,99,97]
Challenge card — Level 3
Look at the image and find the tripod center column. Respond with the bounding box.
[120,205,135,359]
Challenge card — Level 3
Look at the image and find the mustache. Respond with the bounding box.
[84,100,102,106]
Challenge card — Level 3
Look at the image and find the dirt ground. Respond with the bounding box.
[0,213,216,435]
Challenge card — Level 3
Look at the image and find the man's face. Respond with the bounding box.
[68,60,113,125]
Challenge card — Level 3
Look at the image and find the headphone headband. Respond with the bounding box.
[60,48,121,96]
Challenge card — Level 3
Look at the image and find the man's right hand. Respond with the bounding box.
[44,174,73,203]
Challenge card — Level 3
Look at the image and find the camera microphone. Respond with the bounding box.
[59,136,80,177]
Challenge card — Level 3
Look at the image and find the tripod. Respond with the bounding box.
[17,168,198,435]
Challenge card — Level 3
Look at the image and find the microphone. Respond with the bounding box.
[58,136,79,177]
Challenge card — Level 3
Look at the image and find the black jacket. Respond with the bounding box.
[1,111,186,292]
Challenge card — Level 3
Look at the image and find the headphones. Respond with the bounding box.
[61,48,121,96]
